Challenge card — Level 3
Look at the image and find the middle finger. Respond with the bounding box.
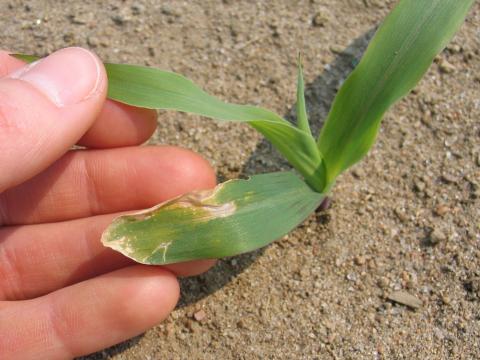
[0,146,216,225]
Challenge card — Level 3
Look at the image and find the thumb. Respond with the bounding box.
[0,47,107,192]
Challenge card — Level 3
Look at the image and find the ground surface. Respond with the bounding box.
[2,0,479,359]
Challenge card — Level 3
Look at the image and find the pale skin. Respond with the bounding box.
[0,47,217,359]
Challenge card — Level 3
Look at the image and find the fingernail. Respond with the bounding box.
[9,47,102,107]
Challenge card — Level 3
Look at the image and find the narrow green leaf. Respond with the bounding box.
[296,57,311,135]
[11,54,38,63]
[101,172,324,264]
[105,63,324,191]
[317,0,474,186]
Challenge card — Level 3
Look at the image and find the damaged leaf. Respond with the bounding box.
[102,172,324,264]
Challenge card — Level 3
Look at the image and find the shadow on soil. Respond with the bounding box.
[82,28,375,359]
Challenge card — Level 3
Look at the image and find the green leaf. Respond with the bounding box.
[317,0,474,186]
[101,172,324,264]
[105,63,325,191]
[13,54,325,192]
[11,54,38,63]
[296,57,311,135]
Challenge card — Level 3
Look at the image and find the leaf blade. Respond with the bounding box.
[101,172,324,264]
[317,0,474,186]
[105,63,324,191]
[296,59,311,135]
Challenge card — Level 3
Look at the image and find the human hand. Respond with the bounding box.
[0,47,216,359]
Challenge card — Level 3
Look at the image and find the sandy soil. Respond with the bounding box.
[2,0,479,359]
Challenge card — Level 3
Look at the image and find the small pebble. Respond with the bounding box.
[111,14,129,26]
[185,319,196,332]
[131,3,145,15]
[394,208,408,223]
[164,322,175,336]
[421,112,432,126]
[354,255,366,266]
[87,36,99,48]
[330,44,345,54]
[236,319,247,329]
[69,14,89,25]
[352,167,365,179]
[448,44,462,53]
[430,228,447,245]
[312,12,328,27]
[387,291,422,309]
[62,33,75,44]
[377,277,389,289]
[193,309,207,322]
[161,5,181,17]
[434,204,449,217]
[441,173,460,184]
[414,179,426,192]
[439,59,456,73]
[441,295,451,305]
[346,273,357,282]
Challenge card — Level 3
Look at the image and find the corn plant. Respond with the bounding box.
[17,0,474,265]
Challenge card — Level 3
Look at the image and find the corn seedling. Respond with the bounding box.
[17,0,474,265]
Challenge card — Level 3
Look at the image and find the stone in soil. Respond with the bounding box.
[387,291,423,309]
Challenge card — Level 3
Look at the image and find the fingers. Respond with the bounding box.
[0,212,216,300]
[77,100,158,148]
[0,50,158,149]
[0,146,217,225]
[0,47,107,192]
[0,266,179,359]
